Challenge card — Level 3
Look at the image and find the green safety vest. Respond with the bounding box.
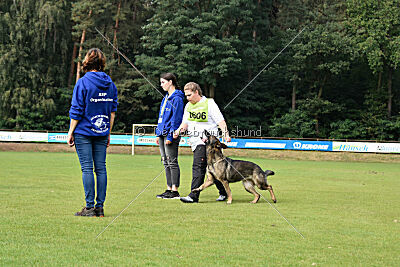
[187,99,209,122]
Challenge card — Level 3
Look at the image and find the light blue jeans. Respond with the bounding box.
[74,133,108,208]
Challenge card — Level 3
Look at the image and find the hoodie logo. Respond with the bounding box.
[90,115,109,133]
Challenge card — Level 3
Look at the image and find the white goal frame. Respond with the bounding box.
[131,124,157,155]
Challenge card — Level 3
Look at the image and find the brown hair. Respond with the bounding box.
[82,48,106,73]
[184,82,202,96]
[160,72,179,88]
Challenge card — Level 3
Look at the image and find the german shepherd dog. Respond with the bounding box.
[192,132,277,204]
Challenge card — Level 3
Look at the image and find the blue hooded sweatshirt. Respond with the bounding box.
[69,72,118,136]
[156,90,184,142]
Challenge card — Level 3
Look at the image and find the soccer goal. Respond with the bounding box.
[131,124,158,155]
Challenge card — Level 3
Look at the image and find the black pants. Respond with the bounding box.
[188,145,226,201]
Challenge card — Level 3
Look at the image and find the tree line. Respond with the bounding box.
[1,0,400,140]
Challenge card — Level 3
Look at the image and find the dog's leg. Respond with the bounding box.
[219,179,233,204]
[266,185,277,203]
[192,172,214,192]
[242,179,260,204]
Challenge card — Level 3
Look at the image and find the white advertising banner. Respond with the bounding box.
[1,130,400,153]
[332,142,400,153]
[0,131,48,142]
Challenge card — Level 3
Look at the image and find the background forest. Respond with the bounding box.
[1,0,400,140]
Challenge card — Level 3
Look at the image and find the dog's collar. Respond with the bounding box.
[213,157,226,164]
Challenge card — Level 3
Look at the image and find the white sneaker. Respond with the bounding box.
[216,195,227,201]
[180,196,198,203]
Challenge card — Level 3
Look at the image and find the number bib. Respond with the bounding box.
[187,99,208,122]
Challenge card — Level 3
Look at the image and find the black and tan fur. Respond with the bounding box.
[192,132,277,204]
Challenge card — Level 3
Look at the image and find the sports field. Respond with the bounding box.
[1,151,399,266]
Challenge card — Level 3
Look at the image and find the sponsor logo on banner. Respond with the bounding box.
[0,131,48,142]
[245,142,286,149]
[292,141,330,151]
[333,142,371,152]
[293,142,301,149]
[376,143,400,153]
[226,142,238,147]
[137,137,157,145]
[48,134,68,142]
[109,135,132,145]
[0,132,12,141]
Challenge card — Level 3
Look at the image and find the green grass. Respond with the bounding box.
[0,151,399,266]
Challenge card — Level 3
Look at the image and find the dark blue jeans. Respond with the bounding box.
[74,133,108,208]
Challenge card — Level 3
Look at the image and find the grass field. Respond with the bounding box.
[0,151,399,266]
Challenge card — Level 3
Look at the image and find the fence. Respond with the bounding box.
[1,129,400,154]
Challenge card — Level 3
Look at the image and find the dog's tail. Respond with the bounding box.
[264,170,275,176]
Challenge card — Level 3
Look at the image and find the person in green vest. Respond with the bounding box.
[173,82,231,203]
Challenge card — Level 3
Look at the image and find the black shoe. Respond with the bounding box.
[156,190,171,198]
[163,191,180,199]
[74,207,95,217]
[180,196,198,203]
[94,207,104,217]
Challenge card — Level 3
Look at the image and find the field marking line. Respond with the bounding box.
[223,27,306,110]
[221,157,305,238]
[95,166,167,239]
[94,27,177,112]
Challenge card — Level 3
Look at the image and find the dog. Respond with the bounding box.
[192,131,277,204]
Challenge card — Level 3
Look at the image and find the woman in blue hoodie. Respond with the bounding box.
[67,48,118,217]
[155,73,184,199]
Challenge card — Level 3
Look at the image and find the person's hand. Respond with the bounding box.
[156,137,159,145]
[225,136,231,142]
[67,133,74,147]
[107,134,111,147]
[173,129,180,139]
[166,140,172,145]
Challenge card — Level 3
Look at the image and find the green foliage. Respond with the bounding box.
[346,0,400,73]
[269,97,342,138]
[269,109,316,138]
[0,0,72,130]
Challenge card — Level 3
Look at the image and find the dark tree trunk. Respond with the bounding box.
[68,43,78,87]
[209,84,215,98]
[377,71,382,90]
[387,67,393,117]
[113,1,121,65]
[76,10,92,83]
[291,80,296,111]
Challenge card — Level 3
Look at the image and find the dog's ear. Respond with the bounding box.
[220,142,228,149]
[204,130,212,137]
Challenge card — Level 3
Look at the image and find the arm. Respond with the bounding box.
[173,122,188,139]
[217,120,231,142]
[107,112,116,147]
[109,82,118,147]
[208,99,231,142]
[67,119,79,147]
[167,97,184,143]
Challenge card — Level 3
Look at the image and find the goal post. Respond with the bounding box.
[132,124,158,155]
